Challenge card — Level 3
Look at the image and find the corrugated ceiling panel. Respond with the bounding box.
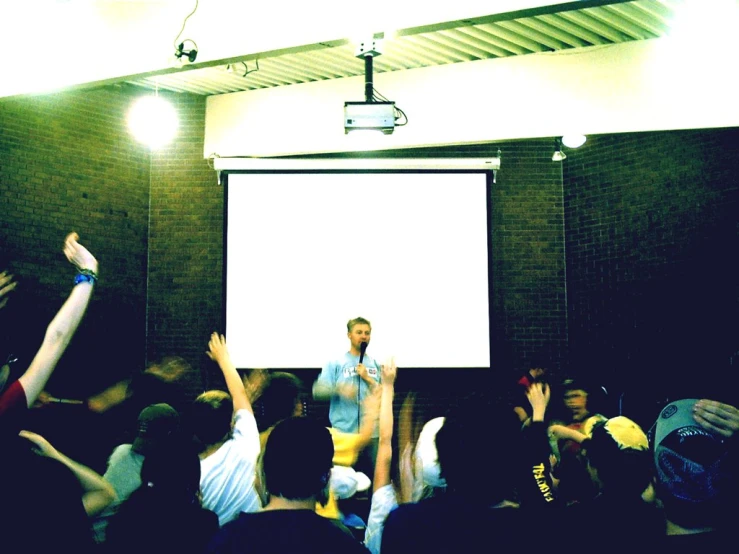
[126,1,679,96]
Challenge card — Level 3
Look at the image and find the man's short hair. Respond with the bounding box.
[189,390,233,447]
[262,417,334,500]
[435,392,520,502]
[258,372,304,430]
[582,416,652,497]
[347,317,371,332]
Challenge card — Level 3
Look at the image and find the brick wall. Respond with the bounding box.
[563,128,739,423]
[0,88,150,398]
[5,85,735,433]
[147,92,224,398]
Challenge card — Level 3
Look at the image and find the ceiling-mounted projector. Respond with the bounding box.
[344,101,396,135]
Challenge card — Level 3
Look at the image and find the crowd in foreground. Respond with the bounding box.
[0,233,737,554]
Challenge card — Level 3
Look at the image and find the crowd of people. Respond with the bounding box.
[1,233,737,554]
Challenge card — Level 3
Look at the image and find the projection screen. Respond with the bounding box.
[223,162,493,369]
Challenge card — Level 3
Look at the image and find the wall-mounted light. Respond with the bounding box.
[128,93,178,149]
[553,135,587,161]
[562,134,587,148]
[552,138,567,161]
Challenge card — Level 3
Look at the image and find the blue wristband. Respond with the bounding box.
[74,273,97,285]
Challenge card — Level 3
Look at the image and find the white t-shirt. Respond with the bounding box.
[200,409,262,526]
[364,484,398,554]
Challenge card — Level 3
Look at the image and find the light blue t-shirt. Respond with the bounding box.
[314,351,381,434]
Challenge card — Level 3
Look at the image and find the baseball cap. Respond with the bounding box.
[131,403,180,455]
[650,399,730,509]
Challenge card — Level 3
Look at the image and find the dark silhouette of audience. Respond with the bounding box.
[4,232,739,554]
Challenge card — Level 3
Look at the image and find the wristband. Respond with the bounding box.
[74,270,98,285]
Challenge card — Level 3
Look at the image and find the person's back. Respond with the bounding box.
[382,493,526,554]
[193,390,262,526]
[382,392,547,554]
[206,417,368,554]
[208,510,367,554]
[195,334,263,527]
[104,439,218,554]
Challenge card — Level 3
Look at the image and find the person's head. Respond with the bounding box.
[258,372,304,430]
[261,417,334,504]
[132,403,181,455]
[650,399,734,530]
[139,438,202,503]
[189,390,233,448]
[347,317,371,351]
[435,392,520,503]
[580,416,651,498]
[562,379,590,422]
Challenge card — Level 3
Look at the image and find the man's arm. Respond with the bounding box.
[18,233,98,408]
[373,359,396,491]
[313,362,357,400]
[20,430,116,517]
[206,332,251,414]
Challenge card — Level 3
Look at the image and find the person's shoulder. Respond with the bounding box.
[109,443,135,460]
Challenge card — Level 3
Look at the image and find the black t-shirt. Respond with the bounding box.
[382,496,534,554]
[206,509,369,554]
[105,492,218,554]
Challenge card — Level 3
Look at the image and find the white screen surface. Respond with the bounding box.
[225,171,491,369]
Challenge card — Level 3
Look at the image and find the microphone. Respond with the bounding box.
[359,341,368,364]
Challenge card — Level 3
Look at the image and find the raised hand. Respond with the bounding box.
[356,363,369,381]
[526,382,551,422]
[381,357,397,385]
[63,233,98,274]
[206,332,231,366]
[19,430,61,460]
[0,270,17,310]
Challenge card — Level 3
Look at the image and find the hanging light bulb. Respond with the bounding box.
[128,94,178,149]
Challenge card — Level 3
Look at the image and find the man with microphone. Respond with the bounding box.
[313,317,381,433]
[313,317,382,480]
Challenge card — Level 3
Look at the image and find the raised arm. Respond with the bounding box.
[19,430,116,517]
[373,359,396,491]
[206,332,251,414]
[18,233,98,408]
